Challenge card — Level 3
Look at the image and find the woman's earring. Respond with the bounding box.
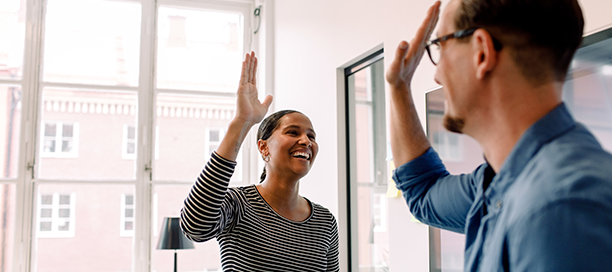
[262,152,270,162]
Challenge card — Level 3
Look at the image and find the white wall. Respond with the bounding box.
[271,0,612,271]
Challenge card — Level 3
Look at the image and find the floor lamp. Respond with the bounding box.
[157,217,195,272]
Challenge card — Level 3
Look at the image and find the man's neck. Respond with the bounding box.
[468,81,563,172]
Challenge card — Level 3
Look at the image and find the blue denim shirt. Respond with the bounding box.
[393,103,612,271]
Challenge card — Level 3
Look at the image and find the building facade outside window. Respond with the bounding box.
[41,122,79,158]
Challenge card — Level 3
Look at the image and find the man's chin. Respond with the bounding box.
[443,114,465,134]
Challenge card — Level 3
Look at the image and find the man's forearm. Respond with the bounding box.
[389,85,431,166]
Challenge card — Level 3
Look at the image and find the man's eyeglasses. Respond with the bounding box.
[425,28,477,66]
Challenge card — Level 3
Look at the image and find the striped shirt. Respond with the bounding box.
[180,152,340,271]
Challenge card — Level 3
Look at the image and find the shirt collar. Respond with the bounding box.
[496,103,576,180]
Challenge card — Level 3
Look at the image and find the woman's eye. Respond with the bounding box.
[287,130,297,135]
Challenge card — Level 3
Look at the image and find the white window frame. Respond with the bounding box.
[122,124,137,159]
[9,0,257,271]
[40,121,80,158]
[120,193,135,237]
[37,192,76,238]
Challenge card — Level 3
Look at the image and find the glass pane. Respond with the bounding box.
[127,126,135,139]
[41,195,53,205]
[125,195,133,205]
[152,185,222,272]
[57,221,70,231]
[209,130,219,142]
[157,6,244,92]
[154,93,244,185]
[426,88,484,272]
[34,184,134,272]
[41,209,52,218]
[0,86,22,178]
[39,88,137,180]
[44,123,56,137]
[125,209,133,218]
[62,124,73,137]
[124,221,133,230]
[0,0,26,80]
[58,208,70,218]
[40,221,52,231]
[347,57,389,271]
[0,184,17,272]
[42,0,141,86]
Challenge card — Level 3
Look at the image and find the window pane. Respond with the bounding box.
[127,126,135,139]
[40,221,52,231]
[157,6,243,92]
[209,130,219,142]
[41,195,53,205]
[39,88,137,180]
[124,221,133,231]
[44,123,56,137]
[0,184,17,271]
[125,195,133,205]
[0,0,26,80]
[154,93,242,183]
[152,185,221,271]
[58,208,70,218]
[125,209,133,218]
[62,124,73,137]
[41,209,52,218]
[42,0,141,86]
[35,184,134,272]
[0,86,22,179]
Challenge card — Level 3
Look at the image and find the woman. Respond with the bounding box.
[180,52,340,271]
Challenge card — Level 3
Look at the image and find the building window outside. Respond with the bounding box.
[123,124,137,159]
[205,128,224,159]
[37,192,76,238]
[372,193,387,233]
[120,194,135,237]
[431,129,463,162]
[42,122,79,158]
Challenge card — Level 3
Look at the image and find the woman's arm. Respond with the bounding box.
[180,52,272,241]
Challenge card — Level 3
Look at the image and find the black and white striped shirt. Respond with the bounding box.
[180,152,340,271]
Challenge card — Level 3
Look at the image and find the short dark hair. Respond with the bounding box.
[454,0,584,84]
[257,109,302,182]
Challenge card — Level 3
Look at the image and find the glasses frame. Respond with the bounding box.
[425,28,478,66]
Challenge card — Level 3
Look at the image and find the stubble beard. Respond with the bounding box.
[443,114,465,134]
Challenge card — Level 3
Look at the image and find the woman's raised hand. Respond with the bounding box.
[235,51,273,126]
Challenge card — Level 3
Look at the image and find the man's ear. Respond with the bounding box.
[473,29,499,80]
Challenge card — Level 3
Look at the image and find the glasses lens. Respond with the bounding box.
[429,43,441,65]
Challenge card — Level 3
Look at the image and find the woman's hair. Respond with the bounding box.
[257,109,301,183]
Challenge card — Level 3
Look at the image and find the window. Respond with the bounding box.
[120,194,134,236]
[205,128,224,159]
[123,125,136,159]
[5,0,255,270]
[37,193,76,238]
[343,48,389,271]
[41,122,79,158]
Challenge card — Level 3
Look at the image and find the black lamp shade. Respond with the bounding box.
[157,217,195,250]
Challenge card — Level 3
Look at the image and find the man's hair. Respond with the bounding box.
[454,0,584,84]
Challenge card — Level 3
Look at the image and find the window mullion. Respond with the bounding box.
[133,0,157,271]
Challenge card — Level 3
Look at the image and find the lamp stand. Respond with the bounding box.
[173,250,178,272]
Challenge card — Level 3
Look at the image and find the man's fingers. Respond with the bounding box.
[261,95,273,109]
[392,41,410,67]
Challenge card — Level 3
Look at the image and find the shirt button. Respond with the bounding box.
[496,201,502,209]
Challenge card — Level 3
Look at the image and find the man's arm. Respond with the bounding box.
[386,1,440,166]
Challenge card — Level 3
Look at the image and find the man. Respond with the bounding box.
[387,0,612,271]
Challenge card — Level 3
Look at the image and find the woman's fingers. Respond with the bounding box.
[252,55,258,86]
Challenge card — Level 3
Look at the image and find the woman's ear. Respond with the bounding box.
[257,139,267,156]
[473,29,499,80]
